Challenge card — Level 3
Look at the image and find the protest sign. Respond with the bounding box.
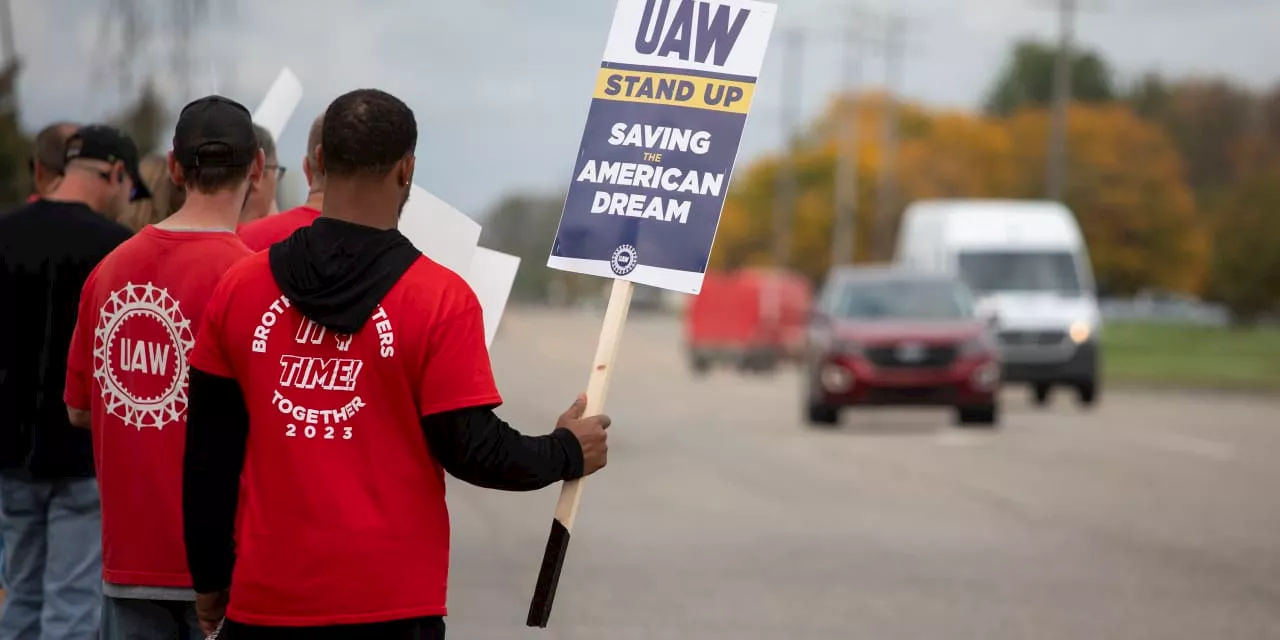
[467,248,522,347]
[252,68,303,144]
[398,185,482,278]
[545,0,775,295]
[528,0,776,628]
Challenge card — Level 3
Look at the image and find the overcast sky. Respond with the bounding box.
[12,0,1278,216]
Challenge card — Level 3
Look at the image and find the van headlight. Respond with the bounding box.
[1068,321,1093,344]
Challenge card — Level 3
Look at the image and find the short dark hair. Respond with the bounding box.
[306,114,324,165]
[253,123,276,162]
[321,89,416,178]
[184,164,250,194]
[33,122,78,172]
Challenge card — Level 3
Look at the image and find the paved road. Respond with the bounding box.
[445,307,1280,640]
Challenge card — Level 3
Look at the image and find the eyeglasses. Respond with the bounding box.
[90,166,144,201]
[264,164,287,181]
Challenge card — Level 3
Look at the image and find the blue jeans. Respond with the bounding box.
[101,597,202,640]
[0,475,102,640]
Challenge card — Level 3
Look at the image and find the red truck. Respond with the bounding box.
[684,268,813,373]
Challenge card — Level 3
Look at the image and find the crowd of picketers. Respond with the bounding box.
[0,89,611,640]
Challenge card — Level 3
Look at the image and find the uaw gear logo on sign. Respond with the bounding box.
[93,282,195,430]
[610,243,638,276]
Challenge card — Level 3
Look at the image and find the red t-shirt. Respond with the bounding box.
[65,226,253,588]
[237,205,322,251]
[187,251,501,627]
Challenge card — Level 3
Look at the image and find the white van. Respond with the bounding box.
[894,199,1101,407]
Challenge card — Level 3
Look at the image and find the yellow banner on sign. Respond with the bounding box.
[591,68,755,114]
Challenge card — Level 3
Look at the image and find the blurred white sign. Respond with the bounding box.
[468,248,521,347]
[399,185,481,278]
[252,68,303,144]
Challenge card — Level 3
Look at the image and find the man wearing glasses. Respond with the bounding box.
[239,124,284,224]
[237,114,324,251]
[0,125,146,640]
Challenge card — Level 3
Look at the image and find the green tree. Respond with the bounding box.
[110,79,167,156]
[1206,166,1280,323]
[1125,76,1258,200]
[984,40,1116,116]
[478,193,597,304]
[0,59,31,208]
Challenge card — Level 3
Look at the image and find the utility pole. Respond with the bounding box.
[773,29,802,270]
[764,29,803,327]
[830,19,862,267]
[873,16,904,261]
[1046,0,1076,202]
[0,0,15,65]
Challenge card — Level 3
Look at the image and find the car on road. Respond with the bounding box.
[804,267,1001,428]
[894,199,1102,408]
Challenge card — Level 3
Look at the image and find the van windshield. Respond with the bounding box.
[957,251,1082,294]
[833,279,974,320]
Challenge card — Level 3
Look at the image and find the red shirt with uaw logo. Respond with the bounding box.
[188,251,501,627]
[65,226,253,588]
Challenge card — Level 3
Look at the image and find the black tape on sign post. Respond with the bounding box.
[525,279,633,628]
[526,518,571,627]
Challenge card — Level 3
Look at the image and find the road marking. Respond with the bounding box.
[934,432,986,448]
[1130,432,1237,462]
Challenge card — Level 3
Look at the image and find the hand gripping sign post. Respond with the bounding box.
[528,0,776,627]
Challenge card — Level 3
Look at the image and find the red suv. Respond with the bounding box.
[803,267,1001,428]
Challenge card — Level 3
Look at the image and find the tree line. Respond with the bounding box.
[713,40,1280,322]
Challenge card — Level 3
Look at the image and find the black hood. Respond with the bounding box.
[269,217,420,334]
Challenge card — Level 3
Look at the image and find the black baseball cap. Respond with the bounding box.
[173,95,257,169]
[63,125,151,201]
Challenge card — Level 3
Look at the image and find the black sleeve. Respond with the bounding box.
[183,367,249,594]
[420,406,584,492]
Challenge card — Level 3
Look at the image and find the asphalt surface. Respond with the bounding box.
[447,307,1280,640]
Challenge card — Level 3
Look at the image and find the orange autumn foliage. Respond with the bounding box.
[712,94,1209,295]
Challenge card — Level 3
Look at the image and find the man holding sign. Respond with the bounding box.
[531,0,775,627]
[182,88,610,639]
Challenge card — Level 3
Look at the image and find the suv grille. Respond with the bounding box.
[865,344,958,368]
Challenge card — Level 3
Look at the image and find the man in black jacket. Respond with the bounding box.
[0,124,147,640]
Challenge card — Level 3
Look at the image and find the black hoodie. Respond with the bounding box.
[183,218,584,595]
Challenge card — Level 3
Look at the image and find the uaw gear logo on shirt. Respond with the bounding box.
[252,295,397,442]
[93,282,195,429]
